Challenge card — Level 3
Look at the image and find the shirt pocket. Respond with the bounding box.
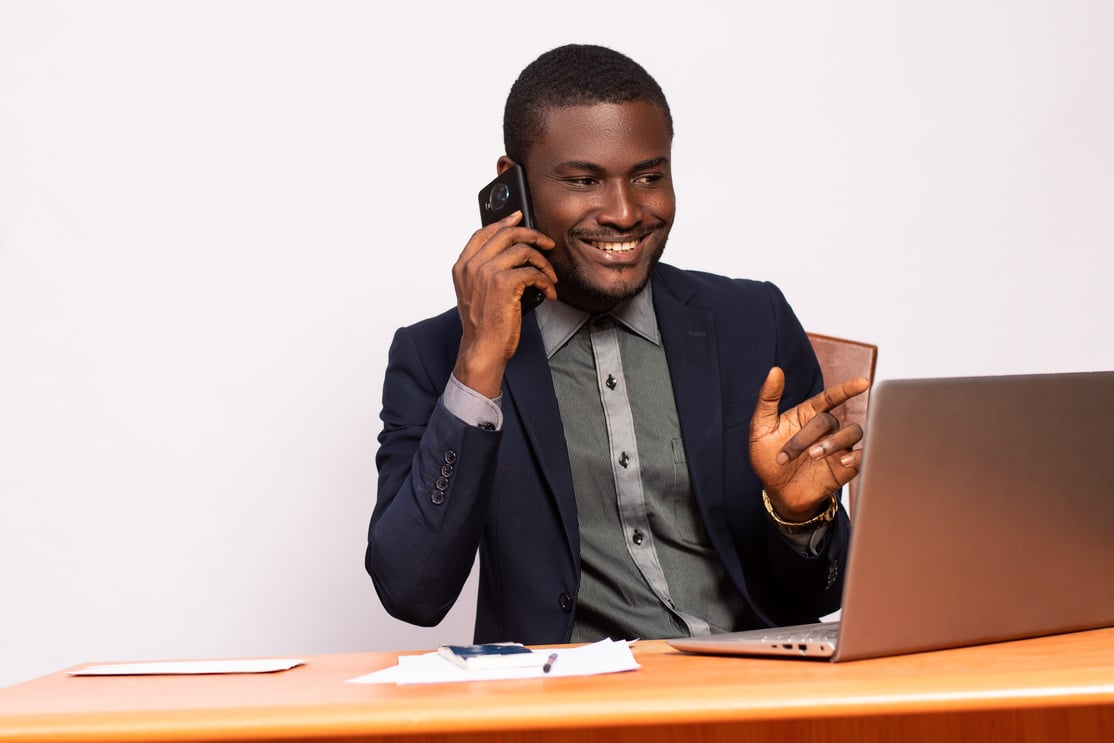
[669,437,706,546]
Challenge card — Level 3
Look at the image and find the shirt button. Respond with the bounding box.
[632,530,644,546]
[558,593,572,611]
[444,450,457,464]
[431,491,445,505]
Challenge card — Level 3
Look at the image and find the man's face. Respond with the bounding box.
[510,100,675,313]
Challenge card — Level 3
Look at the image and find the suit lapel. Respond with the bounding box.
[653,269,739,571]
[502,317,580,557]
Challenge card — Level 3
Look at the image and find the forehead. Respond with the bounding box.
[525,101,672,171]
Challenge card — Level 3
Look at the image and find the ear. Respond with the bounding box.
[496,156,517,175]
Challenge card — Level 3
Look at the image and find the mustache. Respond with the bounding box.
[569,221,667,242]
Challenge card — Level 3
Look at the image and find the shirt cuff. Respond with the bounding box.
[778,523,830,557]
[443,373,503,431]
[761,490,835,557]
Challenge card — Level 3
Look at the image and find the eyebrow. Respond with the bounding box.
[554,156,670,174]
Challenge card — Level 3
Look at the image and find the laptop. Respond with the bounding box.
[669,370,1114,662]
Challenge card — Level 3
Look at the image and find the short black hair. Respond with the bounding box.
[503,44,673,164]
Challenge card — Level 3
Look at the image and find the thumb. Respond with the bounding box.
[751,366,785,435]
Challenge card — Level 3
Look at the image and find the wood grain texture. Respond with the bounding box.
[1,628,1112,742]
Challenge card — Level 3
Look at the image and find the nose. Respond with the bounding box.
[596,181,642,230]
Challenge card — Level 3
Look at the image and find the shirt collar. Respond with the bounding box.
[536,281,661,359]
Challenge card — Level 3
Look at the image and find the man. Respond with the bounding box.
[366,44,869,645]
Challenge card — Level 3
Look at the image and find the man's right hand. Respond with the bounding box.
[451,211,557,398]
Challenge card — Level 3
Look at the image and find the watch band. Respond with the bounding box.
[762,490,839,535]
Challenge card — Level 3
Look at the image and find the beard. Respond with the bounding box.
[549,231,669,309]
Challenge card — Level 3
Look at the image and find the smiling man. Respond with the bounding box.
[510,100,674,314]
[366,44,869,644]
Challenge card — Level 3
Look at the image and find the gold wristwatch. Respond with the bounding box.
[762,490,839,535]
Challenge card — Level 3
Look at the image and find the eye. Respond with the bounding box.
[567,176,599,187]
[634,173,665,186]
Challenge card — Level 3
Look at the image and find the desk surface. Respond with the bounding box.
[2,628,1113,743]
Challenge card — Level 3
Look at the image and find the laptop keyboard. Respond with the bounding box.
[756,621,840,644]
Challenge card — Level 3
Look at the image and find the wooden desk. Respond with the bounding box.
[2,628,1112,743]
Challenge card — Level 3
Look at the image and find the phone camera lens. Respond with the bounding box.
[487,183,510,211]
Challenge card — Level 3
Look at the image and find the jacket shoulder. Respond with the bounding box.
[398,305,461,338]
[384,306,463,388]
[652,263,789,310]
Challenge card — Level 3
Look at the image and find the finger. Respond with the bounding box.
[838,448,863,471]
[806,376,871,415]
[456,232,556,295]
[473,229,557,282]
[464,210,523,257]
[479,227,556,262]
[778,411,839,464]
[751,367,785,434]
[477,241,558,300]
[829,448,863,486]
[511,242,558,284]
[805,423,864,461]
[509,262,558,302]
[460,213,554,264]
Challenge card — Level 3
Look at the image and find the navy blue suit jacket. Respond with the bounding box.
[366,263,850,644]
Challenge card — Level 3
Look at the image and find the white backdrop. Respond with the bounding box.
[1,1,1111,689]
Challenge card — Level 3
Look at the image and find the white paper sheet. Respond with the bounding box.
[347,639,639,685]
[68,659,306,676]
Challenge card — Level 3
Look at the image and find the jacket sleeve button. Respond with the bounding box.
[431,491,445,505]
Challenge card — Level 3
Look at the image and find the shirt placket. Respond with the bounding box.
[589,316,711,636]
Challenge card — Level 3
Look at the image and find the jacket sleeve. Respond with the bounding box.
[760,281,852,623]
[365,324,500,627]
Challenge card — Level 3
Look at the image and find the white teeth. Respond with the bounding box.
[590,239,639,252]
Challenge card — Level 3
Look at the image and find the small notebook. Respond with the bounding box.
[437,643,550,671]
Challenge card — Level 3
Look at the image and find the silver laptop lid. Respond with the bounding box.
[834,370,1114,661]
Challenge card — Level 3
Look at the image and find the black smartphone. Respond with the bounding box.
[477,164,545,314]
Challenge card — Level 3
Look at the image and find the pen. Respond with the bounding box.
[542,652,558,673]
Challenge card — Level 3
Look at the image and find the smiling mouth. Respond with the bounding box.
[587,238,640,252]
